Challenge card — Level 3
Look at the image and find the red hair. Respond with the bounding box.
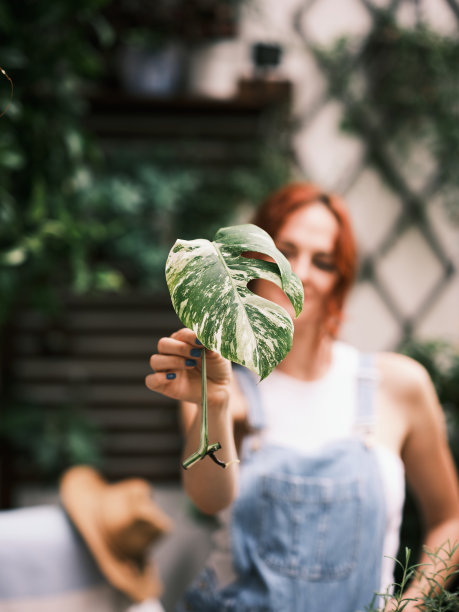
[252,182,357,337]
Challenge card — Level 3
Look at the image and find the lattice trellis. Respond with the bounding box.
[281,0,459,349]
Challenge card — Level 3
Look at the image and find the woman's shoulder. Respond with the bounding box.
[373,352,448,455]
[375,351,430,391]
[374,351,440,420]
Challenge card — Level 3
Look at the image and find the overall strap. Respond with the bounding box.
[354,352,379,443]
[232,364,265,431]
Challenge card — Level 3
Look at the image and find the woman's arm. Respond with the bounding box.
[384,354,459,610]
[145,327,240,515]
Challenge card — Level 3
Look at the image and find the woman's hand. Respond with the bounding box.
[146,328,238,514]
[145,327,232,408]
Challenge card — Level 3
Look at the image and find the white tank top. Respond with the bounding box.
[257,341,406,595]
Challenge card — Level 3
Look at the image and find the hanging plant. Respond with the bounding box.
[165,223,303,469]
[314,10,459,218]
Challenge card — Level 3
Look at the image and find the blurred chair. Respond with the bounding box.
[0,466,172,612]
[0,476,216,612]
[0,504,131,611]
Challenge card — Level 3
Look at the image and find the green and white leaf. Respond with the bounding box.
[166,223,304,380]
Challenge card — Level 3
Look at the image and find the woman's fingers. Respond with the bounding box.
[145,370,199,402]
[150,353,199,373]
[157,336,203,362]
[145,368,229,408]
[165,328,222,362]
[170,327,202,344]
[145,329,202,403]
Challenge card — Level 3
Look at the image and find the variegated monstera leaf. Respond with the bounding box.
[166,224,304,380]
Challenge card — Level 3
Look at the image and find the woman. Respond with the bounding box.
[145,183,459,611]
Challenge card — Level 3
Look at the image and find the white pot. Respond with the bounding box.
[118,43,186,96]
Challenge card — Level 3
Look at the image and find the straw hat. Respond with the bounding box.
[60,465,173,602]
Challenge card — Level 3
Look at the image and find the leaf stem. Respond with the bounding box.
[181,350,223,470]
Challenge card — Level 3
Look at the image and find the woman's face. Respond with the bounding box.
[255,202,340,327]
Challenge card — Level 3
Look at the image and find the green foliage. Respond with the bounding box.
[71,155,201,291]
[365,543,459,611]
[82,148,292,292]
[315,9,459,219]
[0,403,102,482]
[0,0,116,326]
[0,0,292,331]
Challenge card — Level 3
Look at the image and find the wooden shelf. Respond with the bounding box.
[83,80,292,145]
[85,80,292,113]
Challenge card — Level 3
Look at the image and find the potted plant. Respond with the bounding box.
[104,0,246,97]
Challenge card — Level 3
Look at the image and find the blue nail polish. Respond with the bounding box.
[195,338,202,345]
[185,359,197,367]
[190,348,202,357]
[166,372,176,380]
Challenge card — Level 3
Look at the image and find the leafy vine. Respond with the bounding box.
[314,9,459,220]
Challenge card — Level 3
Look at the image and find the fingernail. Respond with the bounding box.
[185,359,197,367]
[195,338,202,345]
[166,372,176,380]
[190,348,202,357]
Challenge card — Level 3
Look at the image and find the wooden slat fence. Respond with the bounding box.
[1,293,183,507]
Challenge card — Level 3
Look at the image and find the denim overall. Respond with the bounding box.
[179,355,386,612]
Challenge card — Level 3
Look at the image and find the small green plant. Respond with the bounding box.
[365,543,459,611]
[165,223,303,469]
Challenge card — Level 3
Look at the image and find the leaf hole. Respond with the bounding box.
[248,278,287,301]
[241,252,289,309]
[241,250,275,264]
